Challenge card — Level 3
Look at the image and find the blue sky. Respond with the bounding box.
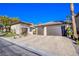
[0,3,79,24]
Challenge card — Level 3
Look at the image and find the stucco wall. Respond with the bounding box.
[11,24,22,34]
[47,25,62,36]
[11,23,33,35]
[76,16,79,32]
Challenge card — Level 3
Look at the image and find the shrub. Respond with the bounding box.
[4,32,16,37]
[76,39,79,45]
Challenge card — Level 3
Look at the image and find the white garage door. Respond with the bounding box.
[47,25,62,36]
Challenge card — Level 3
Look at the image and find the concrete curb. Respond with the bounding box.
[0,37,58,56]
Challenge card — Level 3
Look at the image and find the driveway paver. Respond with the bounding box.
[0,38,41,56]
[2,35,78,56]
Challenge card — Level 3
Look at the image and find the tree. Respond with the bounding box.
[0,16,10,32]
[8,17,20,32]
[66,15,71,20]
[0,16,20,32]
[70,3,78,39]
[11,17,19,22]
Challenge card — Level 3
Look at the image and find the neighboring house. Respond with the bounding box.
[75,13,79,34]
[35,22,71,36]
[11,21,34,35]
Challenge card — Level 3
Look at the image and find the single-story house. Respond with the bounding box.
[11,21,34,35]
[35,22,71,36]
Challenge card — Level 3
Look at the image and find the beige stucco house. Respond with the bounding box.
[11,21,34,36]
[11,21,71,36]
[35,22,70,36]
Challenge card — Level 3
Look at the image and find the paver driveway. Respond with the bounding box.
[2,35,78,56]
[0,38,41,56]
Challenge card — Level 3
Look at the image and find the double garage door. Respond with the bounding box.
[37,25,62,36]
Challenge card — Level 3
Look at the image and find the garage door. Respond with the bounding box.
[47,25,62,36]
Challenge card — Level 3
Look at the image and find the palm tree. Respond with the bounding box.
[70,3,78,39]
[65,15,71,24]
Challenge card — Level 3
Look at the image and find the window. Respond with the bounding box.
[30,27,33,32]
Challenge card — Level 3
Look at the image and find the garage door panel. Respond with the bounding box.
[47,26,62,36]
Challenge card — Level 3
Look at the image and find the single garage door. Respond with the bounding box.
[47,25,62,36]
[37,26,44,35]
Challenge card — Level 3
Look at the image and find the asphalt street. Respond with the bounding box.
[0,38,41,56]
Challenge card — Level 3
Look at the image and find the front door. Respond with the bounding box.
[21,28,28,36]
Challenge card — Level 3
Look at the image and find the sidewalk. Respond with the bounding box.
[1,35,78,56]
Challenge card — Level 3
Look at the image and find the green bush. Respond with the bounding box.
[66,27,73,36]
[4,32,16,37]
[76,39,79,45]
